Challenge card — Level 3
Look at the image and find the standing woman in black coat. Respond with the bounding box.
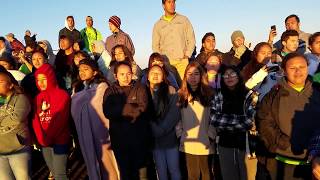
[103,61,152,180]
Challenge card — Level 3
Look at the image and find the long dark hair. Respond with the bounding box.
[220,65,247,114]
[0,65,23,95]
[72,62,108,93]
[148,52,171,79]
[110,44,134,67]
[147,65,170,119]
[200,32,215,53]
[178,61,214,107]
[241,42,271,82]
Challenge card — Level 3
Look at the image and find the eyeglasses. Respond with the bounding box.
[222,72,238,79]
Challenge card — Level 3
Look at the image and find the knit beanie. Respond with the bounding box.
[231,30,244,43]
[109,16,121,29]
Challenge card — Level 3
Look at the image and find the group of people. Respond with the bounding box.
[1,0,320,180]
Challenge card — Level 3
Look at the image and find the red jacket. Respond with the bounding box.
[32,64,70,146]
[10,39,25,52]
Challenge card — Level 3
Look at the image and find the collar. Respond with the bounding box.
[162,13,177,22]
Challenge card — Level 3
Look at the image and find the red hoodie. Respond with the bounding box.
[32,64,70,146]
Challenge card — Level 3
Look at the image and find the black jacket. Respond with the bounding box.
[58,27,81,43]
[103,81,152,153]
[223,47,252,71]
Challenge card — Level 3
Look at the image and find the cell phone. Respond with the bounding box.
[271,25,276,31]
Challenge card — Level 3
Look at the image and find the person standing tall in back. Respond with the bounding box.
[80,16,103,52]
[59,16,81,44]
[152,0,195,81]
[105,15,135,56]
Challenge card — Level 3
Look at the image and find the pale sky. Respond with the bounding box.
[1,0,320,68]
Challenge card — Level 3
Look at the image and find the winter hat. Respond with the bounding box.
[79,58,99,71]
[231,30,244,43]
[109,16,121,29]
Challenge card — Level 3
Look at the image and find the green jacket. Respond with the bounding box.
[80,27,103,52]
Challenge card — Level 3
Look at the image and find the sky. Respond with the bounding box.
[1,0,320,68]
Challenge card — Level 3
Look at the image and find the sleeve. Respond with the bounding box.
[12,94,31,124]
[175,120,183,138]
[211,93,253,131]
[103,87,125,121]
[91,83,110,128]
[255,92,290,152]
[97,52,111,77]
[31,35,36,42]
[245,68,268,89]
[105,37,112,55]
[80,29,86,40]
[308,131,320,159]
[150,93,180,138]
[125,34,135,56]
[58,29,63,43]
[184,17,196,58]
[167,72,179,90]
[152,23,161,53]
[97,30,103,41]
[209,93,223,127]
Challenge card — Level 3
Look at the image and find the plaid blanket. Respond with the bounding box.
[210,91,256,131]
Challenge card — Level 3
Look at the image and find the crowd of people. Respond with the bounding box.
[1,0,320,180]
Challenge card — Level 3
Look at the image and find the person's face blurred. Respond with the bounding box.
[256,45,272,64]
[36,74,48,91]
[285,57,308,88]
[25,31,31,36]
[115,64,132,86]
[114,47,126,61]
[186,66,200,90]
[79,64,96,81]
[285,17,300,31]
[0,40,6,50]
[0,61,12,70]
[32,52,46,69]
[109,22,118,33]
[67,17,75,28]
[86,17,93,27]
[0,74,13,97]
[205,56,221,72]
[203,36,216,52]
[73,42,80,52]
[59,38,72,50]
[148,66,164,86]
[233,36,245,48]
[74,55,85,66]
[223,69,239,89]
[163,0,176,16]
[282,36,299,53]
[5,36,14,42]
[310,36,320,55]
